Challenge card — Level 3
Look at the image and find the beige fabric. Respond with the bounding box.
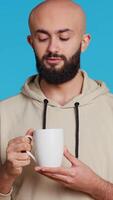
[0,187,13,200]
[0,71,113,200]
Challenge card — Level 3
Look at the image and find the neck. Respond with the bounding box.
[39,70,84,106]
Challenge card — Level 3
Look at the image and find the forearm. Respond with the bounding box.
[89,176,113,200]
[0,165,15,194]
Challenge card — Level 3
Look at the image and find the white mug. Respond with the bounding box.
[27,128,64,167]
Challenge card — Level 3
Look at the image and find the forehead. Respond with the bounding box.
[30,6,80,33]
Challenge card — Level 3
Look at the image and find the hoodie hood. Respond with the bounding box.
[21,71,109,108]
[21,71,110,158]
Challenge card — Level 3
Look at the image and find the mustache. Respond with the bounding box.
[42,52,66,60]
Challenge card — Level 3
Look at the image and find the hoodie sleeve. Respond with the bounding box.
[0,189,12,200]
[0,102,12,200]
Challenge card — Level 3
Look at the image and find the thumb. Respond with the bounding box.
[64,147,78,166]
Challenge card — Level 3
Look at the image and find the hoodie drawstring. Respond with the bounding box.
[43,99,48,129]
[74,102,80,158]
[42,99,80,158]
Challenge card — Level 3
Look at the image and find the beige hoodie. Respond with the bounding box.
[0,71,113,200]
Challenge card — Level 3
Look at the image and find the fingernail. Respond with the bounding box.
[35,167,41,171]
[41,168,46,172]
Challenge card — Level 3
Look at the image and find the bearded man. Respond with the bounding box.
[0,1,113,200]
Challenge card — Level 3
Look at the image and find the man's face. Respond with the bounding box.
[35,46,81,84]
[28,3,85,84]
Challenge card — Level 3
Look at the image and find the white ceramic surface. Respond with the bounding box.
[33,129,64,167]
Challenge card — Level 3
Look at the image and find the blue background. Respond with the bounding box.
[0,0,113,100]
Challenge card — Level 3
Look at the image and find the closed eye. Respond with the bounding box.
[38,38,49,42]
[59,37,70,41]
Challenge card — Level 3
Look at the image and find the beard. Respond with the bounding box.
[35,46,81,85]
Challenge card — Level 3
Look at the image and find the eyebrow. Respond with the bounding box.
[35,28,73,35]
[35,29,50,35]
[58,29,73,34]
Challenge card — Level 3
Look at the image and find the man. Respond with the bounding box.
[0,0,113,199]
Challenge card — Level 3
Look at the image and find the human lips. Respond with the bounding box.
[46,57,63,64]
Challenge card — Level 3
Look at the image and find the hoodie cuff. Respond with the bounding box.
[0,187,13,200]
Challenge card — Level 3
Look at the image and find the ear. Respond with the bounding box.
[27,35,34,49]
[81,34,91,52]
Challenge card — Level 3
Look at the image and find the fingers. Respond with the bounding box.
[64,148,77,166]
[35,168,73,186]
[5,130,34,177]
[25,129,34,138]
[35,166,69,176]
[35,165,68,183]
[8,152,30,161]
[8,129,34,153]
[7,141,32,153]
[10,158,31,168]
[7,132,33,167]
[39,172,67,183]
[35,148,77,175]
[25,135,33,144]
[25,129,34,145]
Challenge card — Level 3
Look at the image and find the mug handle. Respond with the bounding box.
[26,151,36,162]
[25,135,36,163]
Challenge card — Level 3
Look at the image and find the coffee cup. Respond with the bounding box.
[27,128,64,167]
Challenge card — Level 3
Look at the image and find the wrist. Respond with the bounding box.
[88,175,112,200]
[0,165,16,194]
[0,186,13,196]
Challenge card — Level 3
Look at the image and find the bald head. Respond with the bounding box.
[29,0,86,36]
[27,0,91,85]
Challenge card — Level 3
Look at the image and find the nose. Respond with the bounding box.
[47,38,60,54]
